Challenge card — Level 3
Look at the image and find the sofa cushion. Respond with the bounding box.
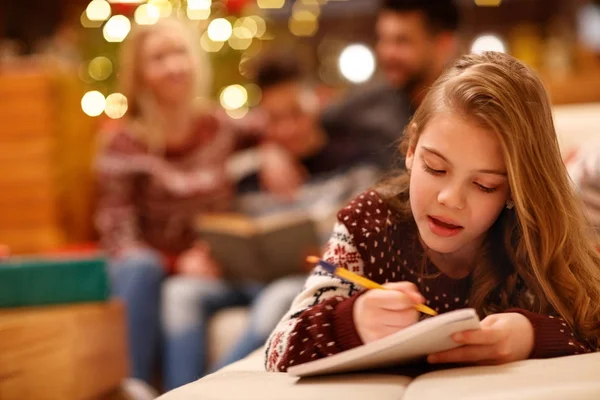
[159,350,600,400]
[405,352,600,400]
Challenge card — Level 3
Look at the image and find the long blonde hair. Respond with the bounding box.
[118,18,213,151]
[380,52,600,348]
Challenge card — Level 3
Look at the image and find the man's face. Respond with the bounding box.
[375,10,438,90]
[261,81,319,158]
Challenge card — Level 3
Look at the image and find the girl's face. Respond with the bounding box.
[141,28,195,105]
[405,112,510,256]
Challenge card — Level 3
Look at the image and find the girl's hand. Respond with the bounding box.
[177,241,222,279]
[428,312,534,365]
[353,282,425,344]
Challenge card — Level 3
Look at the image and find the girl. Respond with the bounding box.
[95,18,301,387]
[265,52,600,372]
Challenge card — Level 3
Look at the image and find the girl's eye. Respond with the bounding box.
[422,163,445,176]
[475,183,497,194]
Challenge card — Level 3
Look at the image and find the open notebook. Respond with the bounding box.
[287,308,481,377]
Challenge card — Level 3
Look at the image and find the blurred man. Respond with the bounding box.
[321,0,461,171]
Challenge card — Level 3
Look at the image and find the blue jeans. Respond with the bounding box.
[211,274,307,372]
[109,249,165,384]
[162,277,263,390]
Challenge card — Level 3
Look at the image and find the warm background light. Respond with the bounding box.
[105,93,128,119]
[471,34,507,54]
[187,0,211,20]
[220,85,248,110]
[103,15,132,43]
[148,0,172,18]
[235,17,259,38]
[200,31,224,52]
[81,91,106,117]
[229,27,253,50]
[257,0,285,9]
[86,0,112,22]
[338,44,376,84]
[208,18,233,42]
[134,4,160,25]
[88,56,113,81]
[289,10,319,37]
[225,106,249,120]
[475,0,502,6]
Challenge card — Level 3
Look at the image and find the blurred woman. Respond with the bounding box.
[94,18,301,387]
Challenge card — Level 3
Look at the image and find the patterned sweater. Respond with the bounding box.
[95,113,236,260]
[265,190,594,372]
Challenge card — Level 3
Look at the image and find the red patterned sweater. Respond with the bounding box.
[95,113,237,260]
[264,190,594,372]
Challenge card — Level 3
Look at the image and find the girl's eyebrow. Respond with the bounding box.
[421,146,508,177]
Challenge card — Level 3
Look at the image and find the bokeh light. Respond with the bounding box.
[188,0,211,9]
[134,4,160,25]
[338,44,376,84]
[88,56,113,81]
[229,27,253,50]
[105,93,128,119]
[245,83,262,107]
[148,0,172,18]
[234,17,259,38]
[249,16,267,38]
[200,31,225,53]
[187,0,211,20]
[103,15,132,43]
[81,11,103,28]
[471,34,507,54]
[475,0,502,6]
[208,18,233,42]
[289,10,319,37]
[81,91,106,117]
[257,0,285,9]
[220,85,248,110]
[86,0,111,22]
[226,106,249,120]
[187,8,211,20]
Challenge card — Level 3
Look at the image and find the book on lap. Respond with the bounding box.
[196,211,321,283]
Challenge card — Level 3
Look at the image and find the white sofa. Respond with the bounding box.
[188,103,600,399]
[161,349,600,400]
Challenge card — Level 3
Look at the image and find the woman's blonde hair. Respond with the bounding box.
[380,52,600,348]
[118,18,212,150]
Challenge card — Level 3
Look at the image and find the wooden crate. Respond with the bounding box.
[0,301,129,400]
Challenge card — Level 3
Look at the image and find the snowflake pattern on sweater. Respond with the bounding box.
[264,190,594,372]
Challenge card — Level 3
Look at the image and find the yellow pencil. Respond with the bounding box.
[306,256,438,316]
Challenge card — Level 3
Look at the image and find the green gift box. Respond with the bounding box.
[0,254,109,307]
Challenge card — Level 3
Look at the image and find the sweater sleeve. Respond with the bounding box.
[94,133,144,256]
[507,308,595,358]
[264,221,366,372]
